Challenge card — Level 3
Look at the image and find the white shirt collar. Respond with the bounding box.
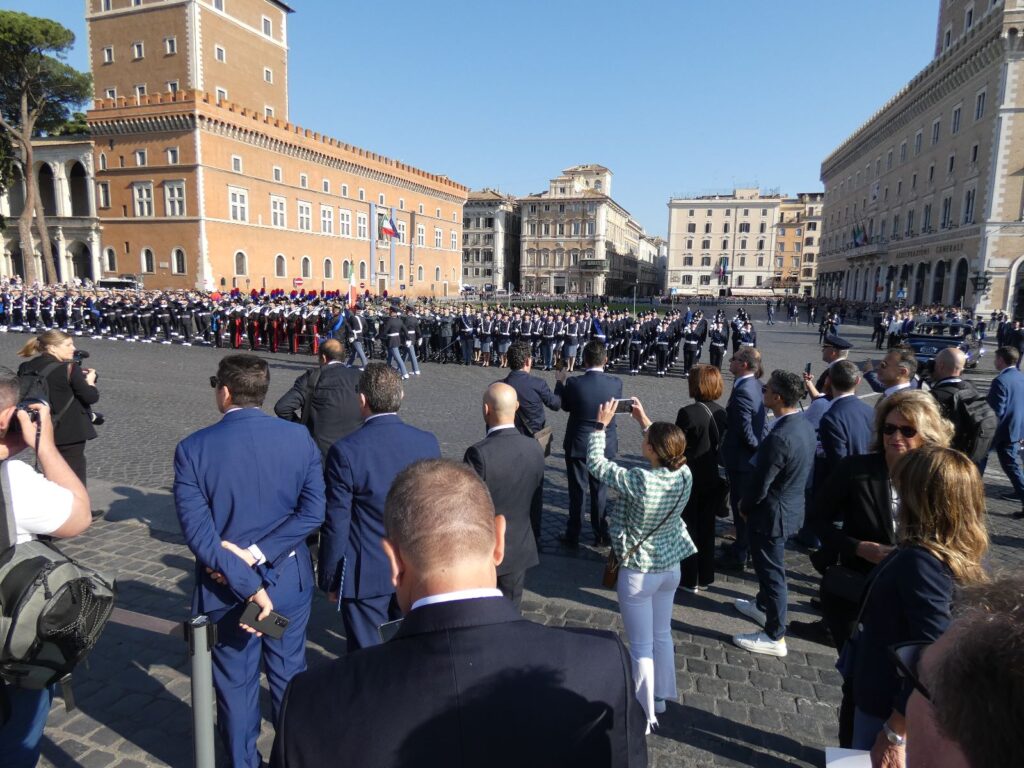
[831,392,855,401]
[586,366,604,372]
[736,373,754,382]
[411,588,504,612]
[884,382,911,397]
[326,360,345,366]
[486,424,517,437]
[934,377,961,385]
[364,412,397,423]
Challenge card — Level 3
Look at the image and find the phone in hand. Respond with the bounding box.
[240,601,290,639]
[804,362,812,374]
[614,398,635,415]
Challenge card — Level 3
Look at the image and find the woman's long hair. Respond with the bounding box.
[18,329,71,358]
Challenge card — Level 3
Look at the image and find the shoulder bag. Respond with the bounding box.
[602,485,687,588]
[697,403,731,518]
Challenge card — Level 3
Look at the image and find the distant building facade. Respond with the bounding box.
[462,190,521,292]
[818,0,1024,312]
[518,164,661,297]
[773,193,823,296]
[65,0,468,295]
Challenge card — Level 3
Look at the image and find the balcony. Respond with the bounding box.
[579,259,609,271]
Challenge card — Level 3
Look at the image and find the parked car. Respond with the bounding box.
[905,321,979,375]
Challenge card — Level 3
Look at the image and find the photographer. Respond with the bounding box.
[16,331,100,487]
[0,369,91,768]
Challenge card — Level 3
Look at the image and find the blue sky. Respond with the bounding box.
[8,0,937,237]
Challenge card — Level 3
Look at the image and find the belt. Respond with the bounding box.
[387,333,400,336]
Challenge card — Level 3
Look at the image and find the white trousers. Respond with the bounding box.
[616,565,680,728]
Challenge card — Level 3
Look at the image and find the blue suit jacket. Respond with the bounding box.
[502,369,561,435]
[321,414,441,597]
[554,370,623,458]
[987,366,1024,443]
[721,376,767,472]
[173,408,326,616]
[745,412,816,538]
[818,395,875,475]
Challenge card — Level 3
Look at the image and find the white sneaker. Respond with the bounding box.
[734,598,766,627]
[732,631,787,657]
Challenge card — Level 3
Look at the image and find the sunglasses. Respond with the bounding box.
[888,641,932,702]
[882,422,918,438]
[209,376,220,389]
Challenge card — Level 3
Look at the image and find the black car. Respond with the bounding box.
[905,322,979,373]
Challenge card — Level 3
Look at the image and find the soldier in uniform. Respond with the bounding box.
[708,320,728,369]
[380,304,409,378]
[402,305,422,375]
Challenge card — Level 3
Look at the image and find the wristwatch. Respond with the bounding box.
[883,721,906,747]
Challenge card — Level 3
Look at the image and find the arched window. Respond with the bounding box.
[234,251,247,276]
[358,260,367,279]
[275,254,286,277]
[342,259,350,279]
[104,248,116,272]
[324,258,333,279]
[417,265,424,281]
[172,247,186,274]
[398,264,405,281]
[141,248,154,273]
[434,266,440,281]
[301,256,311,278]
[99,153,107,171]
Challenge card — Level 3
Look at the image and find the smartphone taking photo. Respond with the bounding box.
[614,398,634,415]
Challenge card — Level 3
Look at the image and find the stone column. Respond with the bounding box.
[89,228,102,283]
[54,227,67,284]
[82,154,97,217]
[51,162,69,218]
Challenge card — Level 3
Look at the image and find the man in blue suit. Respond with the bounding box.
[174,355,326,768]
[719,346,768,570]
[817,360,875,477]
[503,340,561,436]
[987,346,1024,519]
[554,340,623,548]
[321,362,441,649]
[733,370,816,657]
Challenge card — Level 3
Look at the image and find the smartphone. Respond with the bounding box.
[804,362,812,374]
[377,618,404,643]
[240,602,290,639]
[614,398,634,414]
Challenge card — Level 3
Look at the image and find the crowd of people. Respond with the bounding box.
[4,288,1024,767]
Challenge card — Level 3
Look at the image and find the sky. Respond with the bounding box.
[5,0,939,237]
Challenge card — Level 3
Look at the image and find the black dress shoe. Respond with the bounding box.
[558,534,579,550]
[787,619,833,645]
[999,490,1020,501]
[91,509,106,520]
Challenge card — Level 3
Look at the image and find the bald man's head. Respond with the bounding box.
[482,382,519,428]
[933,347,966,381]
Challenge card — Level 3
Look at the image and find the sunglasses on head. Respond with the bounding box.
[209,376,219,389]
[882,422,917,438]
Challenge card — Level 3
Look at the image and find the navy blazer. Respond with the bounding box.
[503,369,561,435]
[720,375,767,472]
[987,366,1024,443]
[744,413,815,538]
[817,395,875,476]
[555,370,623,459]
[271,597,649,768]
[173,408,326,616]
[321,414,441,597]
[464,428,545,576]
[863,371,922,394]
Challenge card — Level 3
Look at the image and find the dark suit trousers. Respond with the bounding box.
[750,530,788,641]
[565,456,606,541]
[340,593,400,652]
[497,569,526,608]
[727,469,753,562]
[681,490,716,588]
[58,441,87,486]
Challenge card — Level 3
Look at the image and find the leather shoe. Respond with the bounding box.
[91,509,106,520]
[787,619,833,645]
[558,534,579,550]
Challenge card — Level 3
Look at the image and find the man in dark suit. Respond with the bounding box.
[503,340,561,436]
[273,339,363,457]
[464,382,545,606]
[320,363,441,650]
[271,460,648,768]
[733,370,815,657]
[987,346,1024,518]
[817,360,875,477]
[554,341,623,548]
[174,355,325,767]
[863,347,920,396]
[719,346,767,570]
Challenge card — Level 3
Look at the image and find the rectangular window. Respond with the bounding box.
[952,106,961,134]
[320,205,333,234]
[322,179,330,193]
[434,228,442,248]
[97,182,111,209]
[451,231,457,250]
[134,149,147,166]
[228,186,248,222]
[104,88,116,99]
[339,208,352,236]
[264,68,273,84]
[135,83,147,98]
[262,16,272,36]
[231,155,242,173]
[948,154,956,174]
[299,174,308,189]
[215,45,226,63]
[914,130,923,155]
[586,221,595,236]
[164,181,186,217]
[215,87,227,102]
[102,0,111,9]
[341,184,348,197]
[963,188,976,223]
[975,90,986,121]
[971,143,979,164]
[133,183,154,217]
[272,166,282,183]
[270,195,286,228]
[165,37,177,55]
[102,46,113,64]
[357,213,368,239]
[899,142,907,163]
[417,225,425,246]
[132,42,144,60]
[397,221,407,243]
[167,81,179,94]
[297,201,312,231]
[213,0,224,10]
[264,106,274,118]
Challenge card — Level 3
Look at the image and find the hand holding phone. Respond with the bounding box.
[614,398,634,415]
[240,600,290,640]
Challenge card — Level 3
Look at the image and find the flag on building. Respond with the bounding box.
[378,212,397,239]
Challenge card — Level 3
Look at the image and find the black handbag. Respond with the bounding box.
[697,403,731,518]
[822,564,868,604]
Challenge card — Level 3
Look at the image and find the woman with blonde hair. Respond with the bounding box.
[843,445,988,766]
[587,397,694,730]
[17,330,99,485]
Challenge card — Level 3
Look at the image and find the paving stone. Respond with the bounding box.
[781,677,817,697]
[696,677,729,698]
[685,658,715,676]
[761,690,799,713]
[78,750,119,768]
[727,683,762,706]
[715,664,749,683]
[748,670,782,690]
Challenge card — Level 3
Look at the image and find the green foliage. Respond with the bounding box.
[51,111,89,136]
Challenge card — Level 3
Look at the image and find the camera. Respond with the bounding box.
[72,350,97,383]
[9,398,46,437]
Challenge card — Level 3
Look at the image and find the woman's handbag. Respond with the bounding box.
[698,403,731,518]
[822,564,868,605]
[601,489,687,588]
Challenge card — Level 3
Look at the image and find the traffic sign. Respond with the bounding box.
[359,282,366,289]
[293,278,303,288]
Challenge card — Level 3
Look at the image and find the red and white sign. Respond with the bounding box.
[359,282,366,289]
[293,278,303,288]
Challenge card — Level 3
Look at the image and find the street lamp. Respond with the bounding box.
[969,270,992,294]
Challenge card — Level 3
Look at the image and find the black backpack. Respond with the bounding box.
[950,389,997,465]
[17,361,76,427]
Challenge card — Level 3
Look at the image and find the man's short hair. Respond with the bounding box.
[359,362,402,414]
[732,346,762,377]
[217,355,269,408]
[582,341,607,368]
[320,338,346,362]
[507,341,531,371]
[829,359,860,393]
[768,370,804,408]
[932,574,1024,767]
[384,459,496,571]
[0,367,19,409]
[996,345,1020,367]
[888,346,919,379]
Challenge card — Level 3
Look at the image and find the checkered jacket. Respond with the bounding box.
[587,430,695,572]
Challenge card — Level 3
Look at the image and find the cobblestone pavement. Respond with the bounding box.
[2,307,1019,767]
